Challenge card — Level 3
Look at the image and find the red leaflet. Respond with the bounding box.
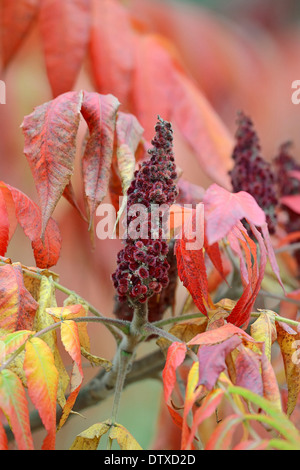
[0,191,9,256]
[0,370,34,450]
[203,184,266,245]
[0,0,40,69]
[162,342,187,404]
[175,204,211,316]
[235,346,263,396]
[197,335,242,390]
[0,183,61,269]
[21,91,83,237]
[39,0,92,97]
[90,0,135,108]
[81,91,120,228]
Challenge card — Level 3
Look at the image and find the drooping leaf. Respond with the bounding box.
[0,182,62,269]
[24,337,58,450]
[57,319,83,429]
[21,91,83,236]
[90,0,135,108]
[0,263,38,332]
[109,423,142,450]
[0,0,40,69]
[181,361,203,450]
[34,276,69,408]
[188,322,253,347]
[203,184,266,246]
[39,0,92,97]
[70,421,111,450]
[276,321,300,416]
[234,345,263,397]
[0,190,9,256]
[0,369,34,450]
[250,310,277,362]
[162,341,187,404]
[260,352,282,411]
[111,111,144,225]
[197,335,242,390]
[80,91,120,228]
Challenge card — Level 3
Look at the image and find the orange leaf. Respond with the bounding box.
[24,337,58,450]
[0,0,39,69]
[0,369,34,450]
[0,264,38,332]
[58,320,83,429]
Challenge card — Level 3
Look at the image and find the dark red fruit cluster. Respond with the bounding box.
[229,111,278,234]
[113,240,178,323]
[112,117,178,307]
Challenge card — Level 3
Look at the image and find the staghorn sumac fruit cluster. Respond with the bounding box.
[229,111,278,234]
[112,117,178,310]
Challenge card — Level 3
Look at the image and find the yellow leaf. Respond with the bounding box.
[70,421,111,450]
[80,346,112,371]
[251,310,277,361]
[109,423,142,450]
[36,276,69,408]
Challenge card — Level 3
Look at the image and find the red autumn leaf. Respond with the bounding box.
[227,223,267,327]
[175,204,212,316]
[90,0,135,108]
[39,0,92,97]
[0,263,38,332]
[188,322,254,347]
[21,90,83,237]
[235,346,263,397]
[197,335,242,390]
[203,184,266,246]
[0,190,9,256]
[0,0,40,69]
[0,420,8,450]
[162,342,187,404]
[0,182,62,269]
[81,91,120,227]
[0,369,34,450]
